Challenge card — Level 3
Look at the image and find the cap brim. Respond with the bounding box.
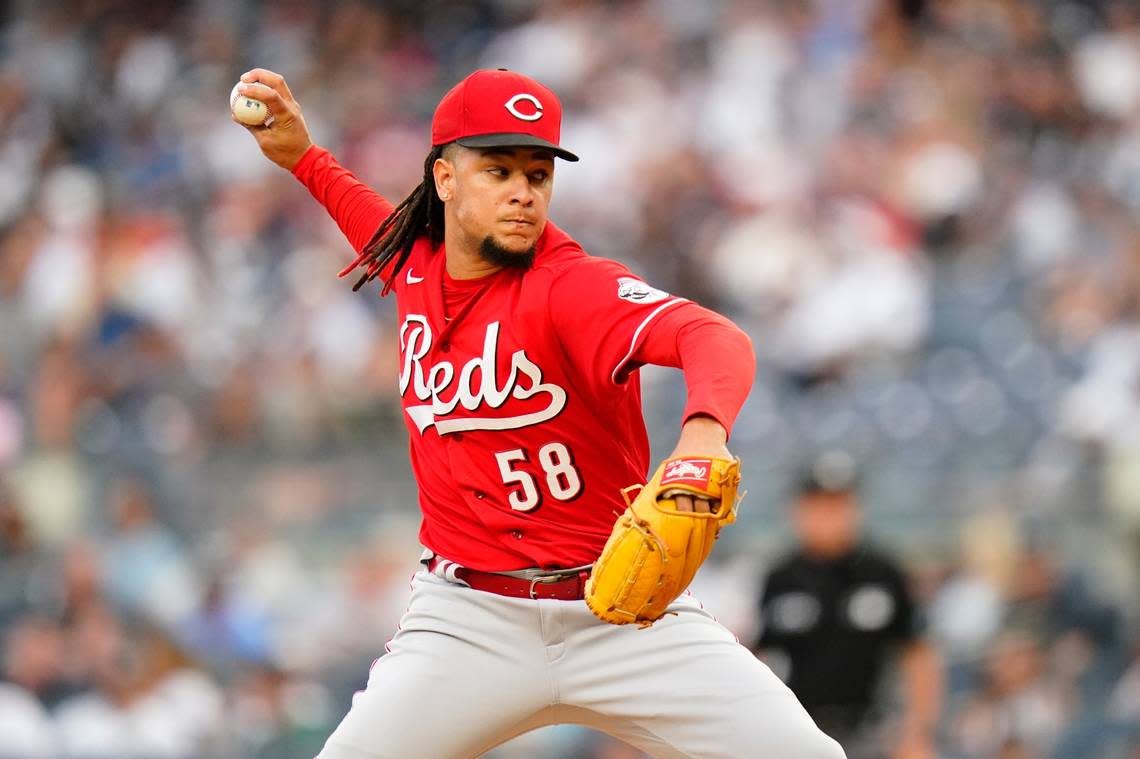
[796,471,859,497]
[455,133,579,162]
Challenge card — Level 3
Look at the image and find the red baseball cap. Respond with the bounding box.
[431,69,579,162]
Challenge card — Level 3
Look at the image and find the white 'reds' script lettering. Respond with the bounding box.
[398,315,566,435]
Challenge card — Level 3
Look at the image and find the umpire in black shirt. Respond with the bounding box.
[755,453,942,759]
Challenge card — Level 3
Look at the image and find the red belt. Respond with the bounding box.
[427,557,591,601]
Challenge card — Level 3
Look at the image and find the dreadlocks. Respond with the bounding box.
[339,145,447,295]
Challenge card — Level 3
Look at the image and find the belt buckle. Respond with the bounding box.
[526,566,593,599]
[528,574,560,599]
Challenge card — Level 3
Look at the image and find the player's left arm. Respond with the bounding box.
[544,260,754,513]
[554,264,754,624]
[629,304,756,512]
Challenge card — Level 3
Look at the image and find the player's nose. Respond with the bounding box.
[506,174,535,206]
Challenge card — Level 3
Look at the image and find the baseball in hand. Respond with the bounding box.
[229,82,273,126]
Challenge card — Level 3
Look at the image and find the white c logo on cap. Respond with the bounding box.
[505,93,543,122]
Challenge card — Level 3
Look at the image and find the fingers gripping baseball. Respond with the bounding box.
[667,417,730,514]
[670,493,713,514]
[656,408,733,517]
[243,68,296,100]
[232,69,313,171]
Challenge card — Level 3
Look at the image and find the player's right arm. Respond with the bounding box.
[235,69,395,256]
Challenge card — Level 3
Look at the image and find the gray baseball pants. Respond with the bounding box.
[316,568,846,759]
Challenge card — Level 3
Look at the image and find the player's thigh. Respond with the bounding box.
[562,596,846,759]
[317,573,549,759]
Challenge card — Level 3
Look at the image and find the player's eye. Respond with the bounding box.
[529,170,549,183]
[487,166,508,177]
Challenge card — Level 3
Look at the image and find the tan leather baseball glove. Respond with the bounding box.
[585,457,741,626]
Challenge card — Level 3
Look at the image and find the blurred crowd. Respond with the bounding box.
[0,0,1138,756]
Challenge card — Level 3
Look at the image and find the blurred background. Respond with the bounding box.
[0,0,1138,756]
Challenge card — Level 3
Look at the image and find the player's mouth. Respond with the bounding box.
[501,218,534,229]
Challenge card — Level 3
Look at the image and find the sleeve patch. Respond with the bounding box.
[617,276,670,304]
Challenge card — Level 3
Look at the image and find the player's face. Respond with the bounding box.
[436,146,554,260]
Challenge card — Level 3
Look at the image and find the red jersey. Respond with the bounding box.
[294,147,754,571]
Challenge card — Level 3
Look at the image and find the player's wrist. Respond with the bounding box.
[282,139,316,172]
[677,415,727,445]
[681,414,726,434]
[671,416,731,461]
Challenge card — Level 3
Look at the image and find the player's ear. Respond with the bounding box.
[433,154,455,203]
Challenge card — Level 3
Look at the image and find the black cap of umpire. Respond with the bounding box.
[797,450,860,496]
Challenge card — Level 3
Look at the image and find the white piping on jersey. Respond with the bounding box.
[610,297,688,384]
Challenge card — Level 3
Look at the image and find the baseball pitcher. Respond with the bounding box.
[235,67,845,759]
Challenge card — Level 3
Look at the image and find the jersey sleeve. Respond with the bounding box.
[546,258,689,390]
[630,302,755,437]
[291,145,395,256]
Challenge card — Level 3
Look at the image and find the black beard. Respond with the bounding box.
[479,236,536,270]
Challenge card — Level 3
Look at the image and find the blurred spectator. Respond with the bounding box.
[0,615,66,758]
[926,564,1005,666]
[273,530,419,676]
[0,480,37,623]
[99,474,201,628]
[2,615,71,707]
[1108,641,1140,753]
[53,610,224,759]
[11,338,91,546]
[949,631,1073,758]
[926,509,1024,665]
[179,575,273,671]
[754,452,942,758]
[55,541,105,620]
[0,680,57,759]
[224,665,332,759]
